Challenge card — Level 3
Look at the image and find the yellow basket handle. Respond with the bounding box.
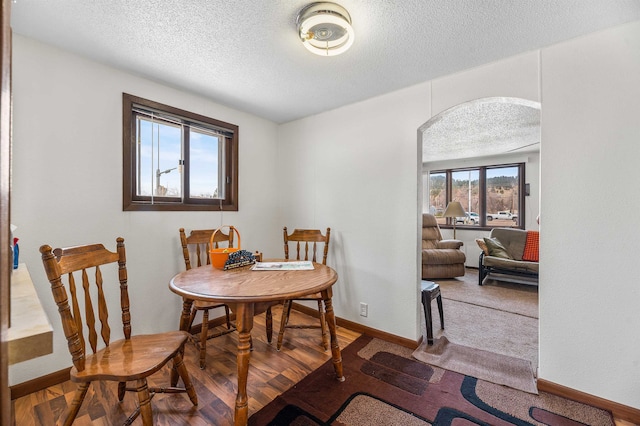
[210,225,241,250]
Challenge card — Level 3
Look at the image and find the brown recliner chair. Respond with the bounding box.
[422,213,466,279]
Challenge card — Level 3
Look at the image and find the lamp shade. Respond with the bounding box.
[443,201,466,218]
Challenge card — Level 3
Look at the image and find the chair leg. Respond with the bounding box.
[421,292,434,345]
[134,379,154,426]
[173,351,198,406]
[478,257,486,286]
[188,305,197,331]
[277,300,292,351]
[478,253,484,285]
[317,300,329,351]
[117,381,126,401]
[436,294,444,329]
[63,382,90,426]
[266,306,273,343]
[199,309,209,369]
[172,299,192,387]
[224,305,232,329]
[285,300,293,321]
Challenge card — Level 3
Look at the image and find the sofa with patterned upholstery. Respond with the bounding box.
[476,227,539,286]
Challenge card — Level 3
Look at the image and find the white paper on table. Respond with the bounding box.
[251,261,314,271]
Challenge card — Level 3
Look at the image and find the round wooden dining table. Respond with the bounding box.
[169,260,344,426]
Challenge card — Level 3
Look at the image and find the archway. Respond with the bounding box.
[416,97,541,370]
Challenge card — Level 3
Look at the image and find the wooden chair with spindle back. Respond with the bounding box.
[39,238,197,426]
[179,227,273,368]
[276,227,331,351]
[179,227,236,369]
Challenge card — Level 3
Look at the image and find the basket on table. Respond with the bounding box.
[209,225,241,269]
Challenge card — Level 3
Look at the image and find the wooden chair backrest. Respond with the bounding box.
[39,238,128,373]
[283,227,330,265]
[179,227,234,270]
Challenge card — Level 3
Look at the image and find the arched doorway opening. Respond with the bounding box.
[416,97,541,373]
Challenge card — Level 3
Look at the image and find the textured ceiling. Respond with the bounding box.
[11,1,640,126]
[422,98,541,162]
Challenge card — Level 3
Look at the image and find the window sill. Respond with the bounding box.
[124,201,238,212]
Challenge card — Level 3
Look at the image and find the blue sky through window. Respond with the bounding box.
[137,118,219,198]
[189,130,219,198]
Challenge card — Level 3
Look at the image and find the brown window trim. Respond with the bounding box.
[431,163,525,230]
[122,93,238,212]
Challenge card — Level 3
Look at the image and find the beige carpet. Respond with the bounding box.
[437,273,539,319]
[413,270,539,394]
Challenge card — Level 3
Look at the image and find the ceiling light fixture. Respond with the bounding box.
[297,2,354,56]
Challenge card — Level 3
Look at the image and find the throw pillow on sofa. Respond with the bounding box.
[475,238,489,255]
[522,230,539,262]
[483,237,513,259]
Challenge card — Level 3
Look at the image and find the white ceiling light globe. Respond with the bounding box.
[297,2,354,56]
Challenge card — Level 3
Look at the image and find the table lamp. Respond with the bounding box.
[443,201,466,239]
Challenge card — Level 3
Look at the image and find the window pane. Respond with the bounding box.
[136,116,182,198]
[424,163,524,230]
[189,129,220,199]
[428,172,446,225]
[486,166,519,227]
[452,169,480,225]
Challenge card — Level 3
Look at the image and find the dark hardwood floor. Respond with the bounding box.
[11,305,361,425]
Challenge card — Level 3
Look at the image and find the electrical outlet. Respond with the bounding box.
[360,302,368,317]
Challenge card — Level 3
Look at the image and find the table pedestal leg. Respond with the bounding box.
[172,297,194,387]
[235,303,254,425]
[322,290,345,382]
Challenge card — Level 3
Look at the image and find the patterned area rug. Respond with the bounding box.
[249,335,614,426]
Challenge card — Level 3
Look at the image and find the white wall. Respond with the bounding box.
[10,19,640,409]
[277,83,431,339]
[279,21,640,408]
[9,35,281,385]
[540,21,640,407]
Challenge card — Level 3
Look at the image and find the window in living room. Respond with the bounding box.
[122,94,238,211]
[427,163,524,229]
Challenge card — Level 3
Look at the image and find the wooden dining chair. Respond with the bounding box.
[179,227,236,369]
[179,227,274,368]
[39,238,197,426]
[277,227,331,351]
